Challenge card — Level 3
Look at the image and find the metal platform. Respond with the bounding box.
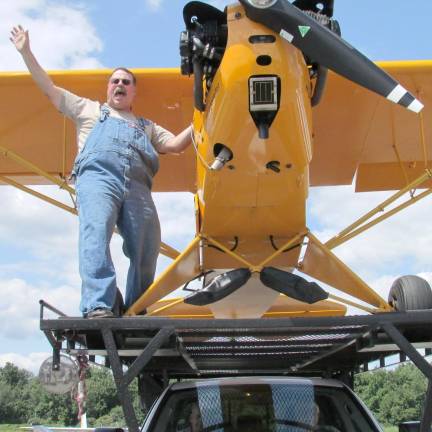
[39,301,432,432]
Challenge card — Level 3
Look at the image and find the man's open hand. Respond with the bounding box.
[10,25,30,53]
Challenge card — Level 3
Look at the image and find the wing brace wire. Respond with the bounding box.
[325,170,432,250]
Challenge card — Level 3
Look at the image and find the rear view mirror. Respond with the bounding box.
[94,428,125,432]
[399,421,421,432]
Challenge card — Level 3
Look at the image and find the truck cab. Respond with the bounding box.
[142,377,383,432]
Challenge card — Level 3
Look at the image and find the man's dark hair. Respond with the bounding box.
[110,67,137,85]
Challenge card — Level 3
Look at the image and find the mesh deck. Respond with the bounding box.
[40,306,432,379]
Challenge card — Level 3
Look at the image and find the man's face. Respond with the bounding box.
[107,70,136,111]
[189,404,202,432]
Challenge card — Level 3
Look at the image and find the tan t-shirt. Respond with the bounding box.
[58,88,174,152]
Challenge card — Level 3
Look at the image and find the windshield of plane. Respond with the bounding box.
[146,382,381,432]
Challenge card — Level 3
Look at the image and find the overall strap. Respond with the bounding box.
[138,117,151,130]
[99,104,111,122]
[138,117,154,144]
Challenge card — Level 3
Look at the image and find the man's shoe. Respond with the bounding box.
[85,308,114,319]
[113,288,125,317]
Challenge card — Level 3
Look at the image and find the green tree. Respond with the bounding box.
[26,378,77,426]
[94,406,126,428]
[378,364,427,425]
[86,367,121,422]
[0,362,33,423]
[0,383,15,422]
[355,368,389,415]
[0,362,32,386]
[0,361,77,425]
[0,362,146,427]
[86,368,145,427]
[355,363,427,426]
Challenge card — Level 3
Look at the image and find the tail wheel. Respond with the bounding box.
[388,275,432,311]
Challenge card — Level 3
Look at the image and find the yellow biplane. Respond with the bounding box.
[1,0,431,319]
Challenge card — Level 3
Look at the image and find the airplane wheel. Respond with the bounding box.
[388,275,432,311]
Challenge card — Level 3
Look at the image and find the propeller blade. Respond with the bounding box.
[238,0,424,113]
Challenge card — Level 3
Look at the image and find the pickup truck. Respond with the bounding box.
[39,304,432,432]
[141,376,383,432]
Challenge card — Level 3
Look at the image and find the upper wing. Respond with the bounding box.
[2,61,430,193]
[0,68,195,192]
[310,60,432,191]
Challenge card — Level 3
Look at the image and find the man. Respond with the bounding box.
[188,403,203,432]
[10,25,192,318]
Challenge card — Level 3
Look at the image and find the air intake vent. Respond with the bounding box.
[249,76,278,111]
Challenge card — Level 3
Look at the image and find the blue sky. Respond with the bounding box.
[0,0,431,373]
[87,0,432,67]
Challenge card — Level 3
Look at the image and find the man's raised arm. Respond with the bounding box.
[10,25,62,109]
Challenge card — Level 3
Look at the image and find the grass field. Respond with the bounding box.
[0,426,26,432]
[0,426,66,432]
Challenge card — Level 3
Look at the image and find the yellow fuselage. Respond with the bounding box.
[194,4,313,270]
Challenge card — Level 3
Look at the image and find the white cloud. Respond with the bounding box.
[308,184,432,280]
[0,277,80,339]
[0,0,103,71]
[0,351,50,375]
[303,184,432,313]
[1,0,431,368]
[0,186,195,341]
[155,192,196,245]
[145,0,163,11]
[0,1,103,347]
[2,180,429,342]
[0,0,196,336]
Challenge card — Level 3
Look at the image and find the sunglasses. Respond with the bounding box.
[110,78,132,86]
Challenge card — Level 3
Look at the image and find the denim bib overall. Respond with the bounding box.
[74,105,161,315]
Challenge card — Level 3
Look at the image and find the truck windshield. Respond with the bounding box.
[146,382,381,432]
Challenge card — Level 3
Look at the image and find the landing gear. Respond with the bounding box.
[388,275,432,311]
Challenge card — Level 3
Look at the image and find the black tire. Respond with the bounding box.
[388,275,432,311]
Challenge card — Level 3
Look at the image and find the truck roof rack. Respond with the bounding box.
[39,301,432,432]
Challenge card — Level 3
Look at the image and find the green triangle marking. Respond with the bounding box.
[298,26,311,38]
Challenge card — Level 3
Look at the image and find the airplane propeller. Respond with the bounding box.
[238,0,424,113]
